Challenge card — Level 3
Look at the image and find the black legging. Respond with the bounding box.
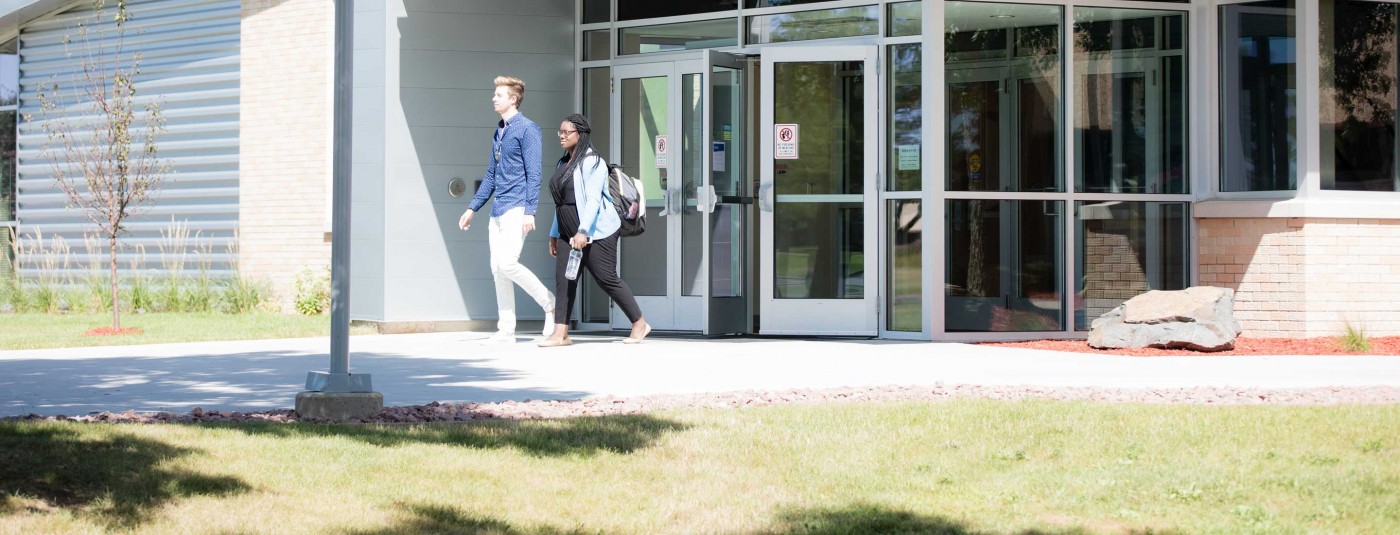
[553,232,643,325]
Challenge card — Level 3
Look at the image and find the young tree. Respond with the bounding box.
[30,0,169,330]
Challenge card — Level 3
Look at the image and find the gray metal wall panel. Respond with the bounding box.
[15,0,240,278]
[379,0,572,322]
[350,1,387,321]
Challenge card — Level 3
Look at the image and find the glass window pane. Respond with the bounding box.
[773,60,865,196]
[946,200,1064,332]
[583,30,609,61]
[619,19,738,55]
[888,1,922,38]
[580,68,612,323]
[1075,202,1190,331]
[946,2,1063,192]
[775,202,864,299]
[1074,9,1188,194]
[888,200,922,332]
[746,0,841,7]
[582,0,609,24]
[747,6,878,44]
[888,44,921,191]
[619,0,735,21]
[0,111,12,223]
[1321,0,1400,192]
[683,74,704,297]
[619,76,669,297]
[0,39,14,108]
[1220,1,1296,192]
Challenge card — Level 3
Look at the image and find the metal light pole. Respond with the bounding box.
[298,0,376,414]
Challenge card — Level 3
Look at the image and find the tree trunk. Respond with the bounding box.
[110,233,120,330]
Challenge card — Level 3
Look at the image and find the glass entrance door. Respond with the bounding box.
[759,46,879,335]
[612,53,751,334]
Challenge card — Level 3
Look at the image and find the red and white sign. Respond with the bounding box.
[774,124,798,159]
[655,135,669,168]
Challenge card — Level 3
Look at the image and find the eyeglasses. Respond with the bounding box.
[557,129,578,138]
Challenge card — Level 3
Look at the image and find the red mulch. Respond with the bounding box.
[982,336,1400,356]
[82,327,144,337]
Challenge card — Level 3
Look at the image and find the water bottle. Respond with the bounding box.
[565,248,582,280]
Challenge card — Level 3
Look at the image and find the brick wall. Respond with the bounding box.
[239,0,333,310]
[1198,218,1400,337]
[1082,218,1151,323]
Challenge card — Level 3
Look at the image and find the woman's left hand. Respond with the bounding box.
[569,232,588,250]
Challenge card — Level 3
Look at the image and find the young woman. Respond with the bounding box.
[538,114,650,347]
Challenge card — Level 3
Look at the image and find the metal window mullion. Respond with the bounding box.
[925,0,943,340]
[1299,0,1322,198]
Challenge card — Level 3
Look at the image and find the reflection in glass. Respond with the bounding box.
[1220,1,1296,191]
[583,30,609,61]
[619,0,736,21]
[711,205,744,298]
[772,59,865,301]
[712,66,743,197]
[888,44,921,191]
[945,2,1063,192]
[1075,202,1189,330]
[773,61,864,195]
[581,68,612,322]
[683,74,704,297]
[1321,0,1400,191]
[748,6,878,44]
[888,1,922,37]
[619,76,669,297]
[0,39,14,108]
[582,0,608,24]
[1074,9,1188,194]
[0,111,12,224]
[775,202,864,299]
[619,19,738,55]
[888,200,922,332]
[946,200,1063,332]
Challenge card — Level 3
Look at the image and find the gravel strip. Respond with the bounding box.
[5,384,1399,424]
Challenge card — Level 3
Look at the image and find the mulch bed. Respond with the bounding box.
[982,336,1400,356]
[82,327,144,337]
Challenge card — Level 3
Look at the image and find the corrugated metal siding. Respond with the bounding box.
[15,0,239,278]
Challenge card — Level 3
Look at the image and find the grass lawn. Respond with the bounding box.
[0,312,376,350]
[2,400,1397,533]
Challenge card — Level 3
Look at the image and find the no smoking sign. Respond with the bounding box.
[774,124,798,159]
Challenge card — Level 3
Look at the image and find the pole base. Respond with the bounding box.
[295,391,384,421]
[305,371,373,392]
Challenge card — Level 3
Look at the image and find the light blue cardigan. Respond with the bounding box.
[549,150,621,242]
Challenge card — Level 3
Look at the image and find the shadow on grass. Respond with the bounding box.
[0,423,250,529]
[348,503,591,535]
[763,503,1169,535]
[225,413,690,457]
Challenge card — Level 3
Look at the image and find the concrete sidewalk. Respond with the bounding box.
[2,331,1399,416]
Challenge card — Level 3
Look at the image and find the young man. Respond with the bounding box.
[458,76,555,344]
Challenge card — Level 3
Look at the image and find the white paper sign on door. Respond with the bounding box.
[897,144,921,171]
[655,135,669,168]
[712,142,726,173]
[774,124,798,160]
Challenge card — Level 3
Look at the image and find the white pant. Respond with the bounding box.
[488,207,554,333]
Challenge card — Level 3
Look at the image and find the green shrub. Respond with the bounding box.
[294,267,330,316]
[126,275,154,313]
[222,276,267,314]
[1341,321,1372,353]
[184,276,215,313]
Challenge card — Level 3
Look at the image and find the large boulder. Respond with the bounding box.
[1088,286,1244,352]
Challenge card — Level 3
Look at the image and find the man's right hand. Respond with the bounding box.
[458,209,475,230]
[548,239,557,257]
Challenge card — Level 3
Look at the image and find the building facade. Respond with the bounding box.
[3,0,1399,340]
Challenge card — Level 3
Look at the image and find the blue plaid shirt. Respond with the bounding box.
[468,113,543,217]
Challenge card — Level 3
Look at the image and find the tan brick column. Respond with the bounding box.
[239,0,334,310]
[1199,218,1400,337]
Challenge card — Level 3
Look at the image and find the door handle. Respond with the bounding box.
[704,185,718,213]
[758,183,774,212]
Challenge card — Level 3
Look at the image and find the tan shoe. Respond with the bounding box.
[537,337,572,348]
[622,322,651,344]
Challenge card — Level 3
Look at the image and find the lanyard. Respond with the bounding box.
[494,120,508,162]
